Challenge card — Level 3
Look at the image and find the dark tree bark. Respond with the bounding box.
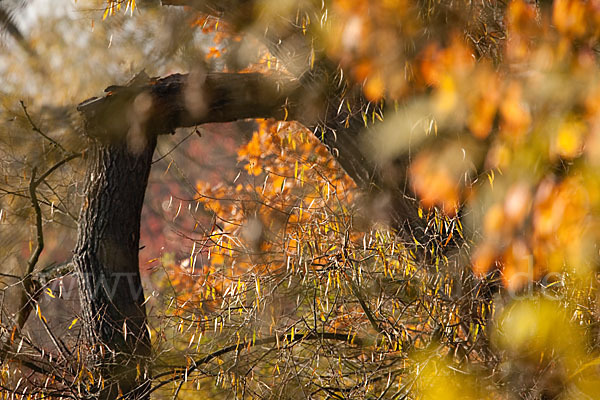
[73,136,156,399]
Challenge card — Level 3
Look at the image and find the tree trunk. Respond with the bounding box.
[73,135,156,399]
[74,71,300,399]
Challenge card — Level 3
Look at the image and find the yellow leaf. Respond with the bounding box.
[68,318,78,330]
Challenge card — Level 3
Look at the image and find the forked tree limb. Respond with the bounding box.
[77,70,428,245]
[77,72,299,139]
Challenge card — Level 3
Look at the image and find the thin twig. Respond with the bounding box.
[20,100,68,153]
[0,272,22,280]
[38,308,73,360]
[344,256,386,335]
[172,380,185,399]
[152,129,196,164]
[35,153,81,186]
[0,187,58,209]
[41,180,78,222]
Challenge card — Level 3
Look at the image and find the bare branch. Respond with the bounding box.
[18,167,44,328]
[144,331,365,397]
[77,72,300,141]
[10,152,80,332]
[20,101,68,153]
[34,153,81,186]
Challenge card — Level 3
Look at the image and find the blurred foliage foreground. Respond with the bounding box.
[4,0,600,399]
